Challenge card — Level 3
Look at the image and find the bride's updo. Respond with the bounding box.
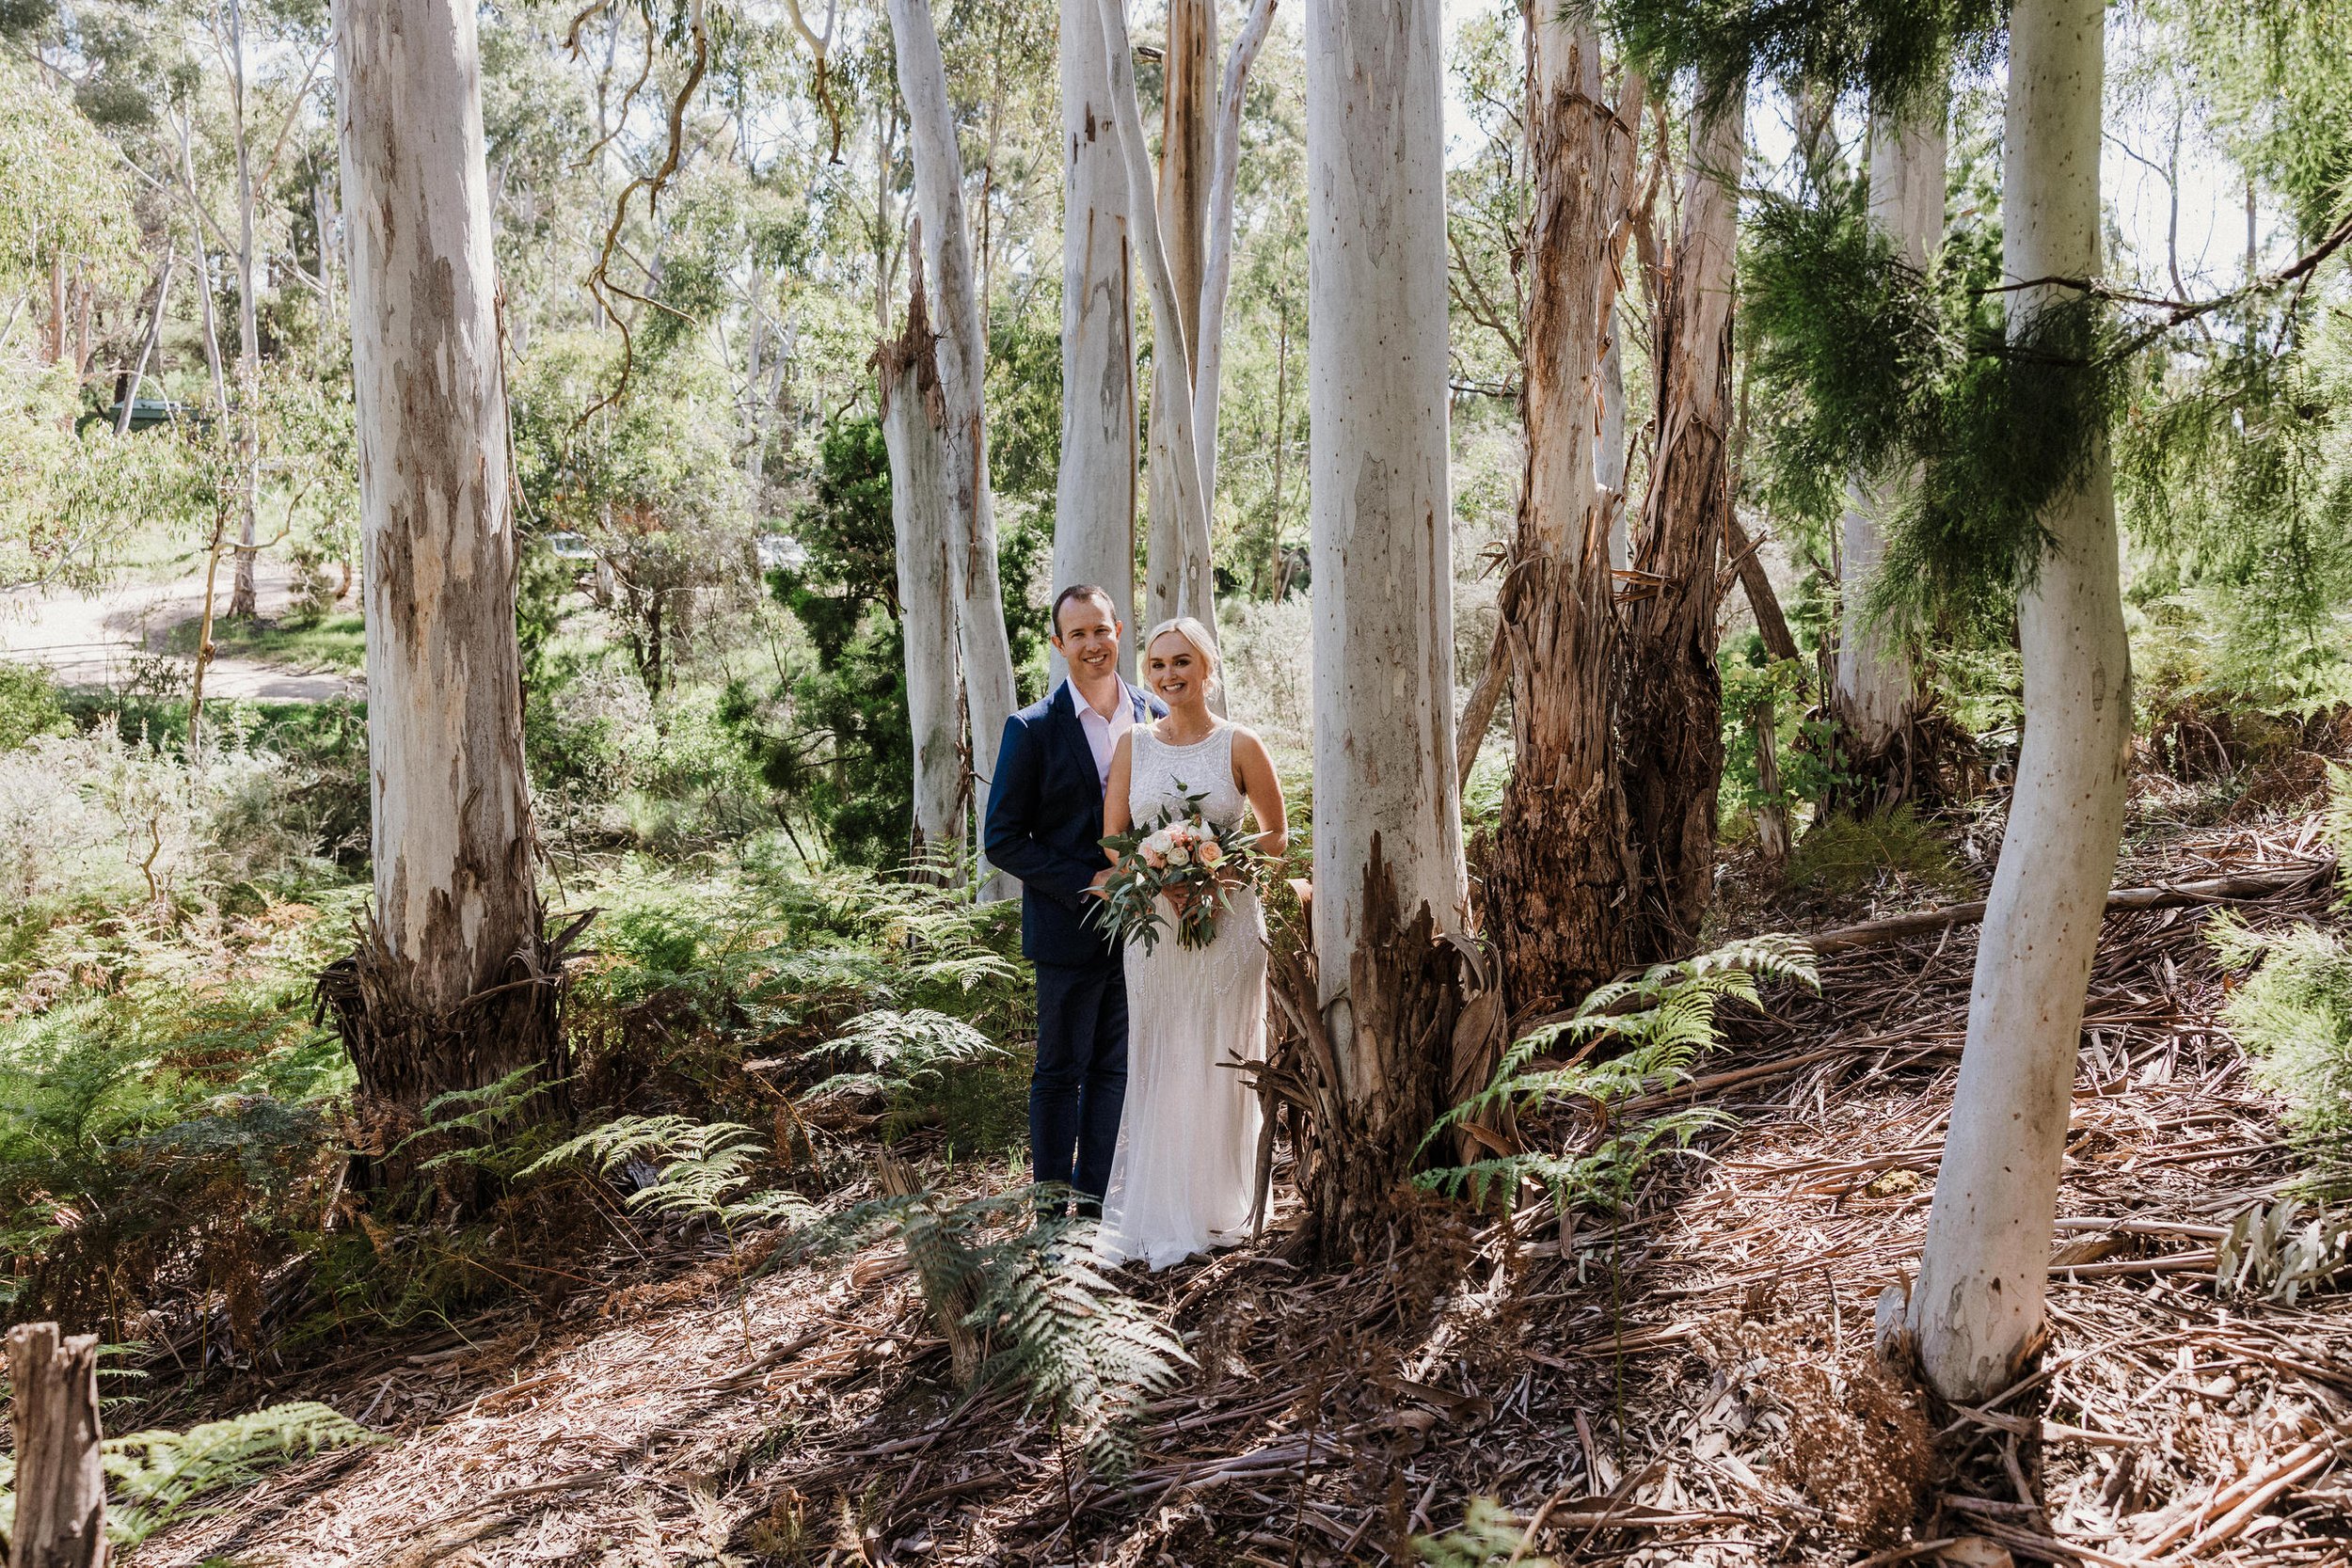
[1141,616,1221,698]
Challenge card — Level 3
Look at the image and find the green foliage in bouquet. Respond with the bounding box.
[1096,785,1263,954]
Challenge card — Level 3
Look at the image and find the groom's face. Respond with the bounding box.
[1053,594,1122,677]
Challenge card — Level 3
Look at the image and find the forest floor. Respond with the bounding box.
[0,553,357,700]
[130,797,2352,1568]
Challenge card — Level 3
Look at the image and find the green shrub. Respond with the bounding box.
[2212,912,2352,1182]
[0,662,70,751]
[1782,804,1972,903]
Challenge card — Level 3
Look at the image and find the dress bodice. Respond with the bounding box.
[1127,721,1247,832]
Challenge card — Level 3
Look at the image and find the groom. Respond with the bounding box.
[985,586,1163,1215]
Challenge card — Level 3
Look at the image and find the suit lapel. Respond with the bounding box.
[1048,681,1090,781]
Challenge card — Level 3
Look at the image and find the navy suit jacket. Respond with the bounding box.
[985,679,1162,967]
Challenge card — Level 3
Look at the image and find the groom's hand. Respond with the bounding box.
[1088,868,1114,899]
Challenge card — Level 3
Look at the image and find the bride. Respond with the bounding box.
[1094,618,1288,1271]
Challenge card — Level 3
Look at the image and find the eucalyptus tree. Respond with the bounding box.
[1053,0,1138,681]
[1097,0,1278,655]
[1905,0,2131,1401]
[885,0,1019,891]
[1302,0,1470,1245]
[879,252,966,863]
[1617,73,1743,956]
[1485,7,1645,1008]
[1833,85,1947,801]
[1143,0,1215,632]
[326,0,556,1109]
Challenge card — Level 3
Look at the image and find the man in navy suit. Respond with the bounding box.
[985,585,1161,1215]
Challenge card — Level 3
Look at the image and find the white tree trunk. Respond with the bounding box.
[1098,0,1215,643]
[881,257,966,865]
[1052,0,1137,683]
[1904,0,2130,1402]
[1835,87,1947,749]
[335,0,542,1022]
[1144,0,1216,631]
[229,0,262,621]
[1304,0,1466,1069]
[1191,0,1277,513]
[887,0,1019,895]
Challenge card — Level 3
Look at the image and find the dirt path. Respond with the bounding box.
[0,558,358,701]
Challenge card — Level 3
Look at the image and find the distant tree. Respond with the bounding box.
[759,418,920,867]
[1830,82,1947,805]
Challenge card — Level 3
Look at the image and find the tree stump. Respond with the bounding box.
[5,1322,110,1568]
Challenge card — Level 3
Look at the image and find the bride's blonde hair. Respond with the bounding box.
[1141,616,1221,697]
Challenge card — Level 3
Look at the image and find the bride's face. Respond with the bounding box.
[1145,631,1210,709]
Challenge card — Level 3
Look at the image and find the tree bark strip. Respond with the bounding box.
[888,0,1020,895]
[1486,11,1645,1013]
[1619,77,1742,960]
[1144,0,1216,632]
[1806,860,2331,957]
[879,251,966,868]
[1052,0,1138,683]
[1302,0,1468,1248]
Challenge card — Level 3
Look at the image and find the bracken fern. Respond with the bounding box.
[1418,936,1819,1214]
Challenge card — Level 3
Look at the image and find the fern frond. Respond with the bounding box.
[520,1114,730,1180]
[101,1401,374,1545]
[395,1064,554,1151]
[1418,935,1816,1215]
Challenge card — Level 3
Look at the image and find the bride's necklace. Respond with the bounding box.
[1154,711,1216,747]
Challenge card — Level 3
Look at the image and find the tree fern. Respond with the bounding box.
[1419,936,1818,1213]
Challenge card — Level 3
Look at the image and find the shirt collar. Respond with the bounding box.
[1057,676,1129,725]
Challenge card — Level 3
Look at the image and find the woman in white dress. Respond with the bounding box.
[1094,618,1289,1271]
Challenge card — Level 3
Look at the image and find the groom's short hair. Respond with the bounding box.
[1051,584,1119,638]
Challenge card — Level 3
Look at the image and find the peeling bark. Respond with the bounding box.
[1620,78,1741,960]
[327,0,557,1112]
[1052,0,1138,683]
[1144,0,1216,631]
[5,1323,108,1568]
[1486,11,1644,1014]
[888,0,1019,895]
[1303,0,1468,1245]
[879,252,966,865]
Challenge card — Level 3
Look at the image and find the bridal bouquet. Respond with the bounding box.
[1096,788,1260,954]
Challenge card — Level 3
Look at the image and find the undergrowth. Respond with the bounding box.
[0,1386,373,1547]
[0,839,1041,1361]
[1418,936,1819,1215]
[1781,804,1972,905]
[2203,762,2352,1192]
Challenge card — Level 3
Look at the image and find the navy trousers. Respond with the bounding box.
[1030,958,1129,1212]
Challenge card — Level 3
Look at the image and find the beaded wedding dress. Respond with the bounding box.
[1096,721,1268,1271]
